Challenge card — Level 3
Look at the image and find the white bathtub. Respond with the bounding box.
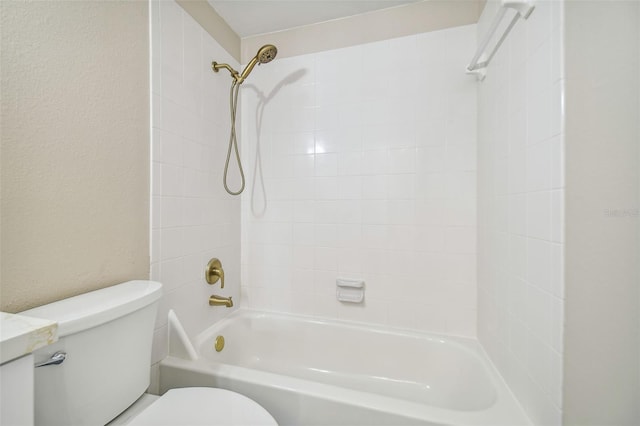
[159,310,529,425]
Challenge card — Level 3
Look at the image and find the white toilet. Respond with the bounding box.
[22,280,277,426]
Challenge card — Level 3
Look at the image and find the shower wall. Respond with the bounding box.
[240,25,478,337]
[149,0,241,372]
[476,1,564,425]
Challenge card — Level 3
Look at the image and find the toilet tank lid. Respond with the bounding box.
[20,280,163,337]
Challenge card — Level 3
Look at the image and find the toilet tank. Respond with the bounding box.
[21,280,163,426]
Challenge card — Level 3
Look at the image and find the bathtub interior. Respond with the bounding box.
[194,312,497,412]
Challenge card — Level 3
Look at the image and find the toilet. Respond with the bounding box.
[22,280,277,426]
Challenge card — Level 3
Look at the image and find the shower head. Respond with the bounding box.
[257,44,278,64]
[237,44,278,83]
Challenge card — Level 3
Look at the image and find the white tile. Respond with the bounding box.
[550,295,564,353]
[160,228,184,261]
[160,197,183,228]
[526,332,553,400]
[387,225,416,251]
[361,150,389,175]
[389,200,415,226]
[294,154,315,177]
[362,175,388,200]
[446,308,477,337]
[549,349,563,408]
[337,151,363,176]
[159,0,183,71]
[151,229,161,264]
[293,246,314,269]
[526,191,552,240]
[337,176,362,200]
[389,148,416,174]
[446,144,476,171]
[526,238,552,293]
[292,132,315,155]
[551,189,564,243]
[444,197,476,227]
[527,0,553,53]
[508,194,527,236]
[361,200,389,224]
[551,134,565,190]
[415,199,445,226]
[416,172,447,200]
[415,226,445,252]
[550,81,563,137]
[362,225,389,249]
[315,153,338,177]
[446,172,476,200]
[416,146,446,172]
[315,177,338,200]
[508,317,528,365]
[314,224,337,247]
[160,131,183,166]
[387,174,415,200]
[526,139,552,191]
[293,200,315,223]
[550,243,564,299]
[526,282,552,344]
[444,227,476,254]
[508,145,527,194]
[151,325,168,365]
[336,248,363,273]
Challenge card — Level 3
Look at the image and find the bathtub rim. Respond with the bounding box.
[195,308,485,357]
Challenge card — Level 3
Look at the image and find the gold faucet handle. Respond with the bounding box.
[205,258,225,288]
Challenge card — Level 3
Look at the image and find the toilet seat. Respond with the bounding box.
[127,387,277,426]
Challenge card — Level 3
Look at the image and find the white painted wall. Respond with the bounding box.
[149,0,241,377]
[563,1,640,424]
[240,25,479,337]
[476,1,564,424]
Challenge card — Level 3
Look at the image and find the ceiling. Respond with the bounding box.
[208,0,419,38]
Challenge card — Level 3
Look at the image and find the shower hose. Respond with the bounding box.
[223,81,245,195]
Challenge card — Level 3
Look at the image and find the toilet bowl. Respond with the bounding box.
[22,280,276,426]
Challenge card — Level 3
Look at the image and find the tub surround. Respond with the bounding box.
[240,24,478,337]
[150,0,242,369]
[477,1,565,424]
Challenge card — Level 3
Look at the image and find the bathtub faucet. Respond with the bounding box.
[209,294,233,308]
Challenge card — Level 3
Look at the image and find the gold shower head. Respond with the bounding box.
[238,44,278,83]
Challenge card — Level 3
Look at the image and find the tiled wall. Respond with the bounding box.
[240,25,478,337]
[476,1,564,424]
[150,0,241,370]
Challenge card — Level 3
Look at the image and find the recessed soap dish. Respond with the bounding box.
[336,278,364,303]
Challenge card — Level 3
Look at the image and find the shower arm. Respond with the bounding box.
[212,62,242,83]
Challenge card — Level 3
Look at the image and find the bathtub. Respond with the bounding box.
[159,310,529,425]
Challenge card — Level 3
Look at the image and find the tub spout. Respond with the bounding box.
[209,294,233,308]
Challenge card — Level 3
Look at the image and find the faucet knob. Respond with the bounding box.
[205,258,225,288]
